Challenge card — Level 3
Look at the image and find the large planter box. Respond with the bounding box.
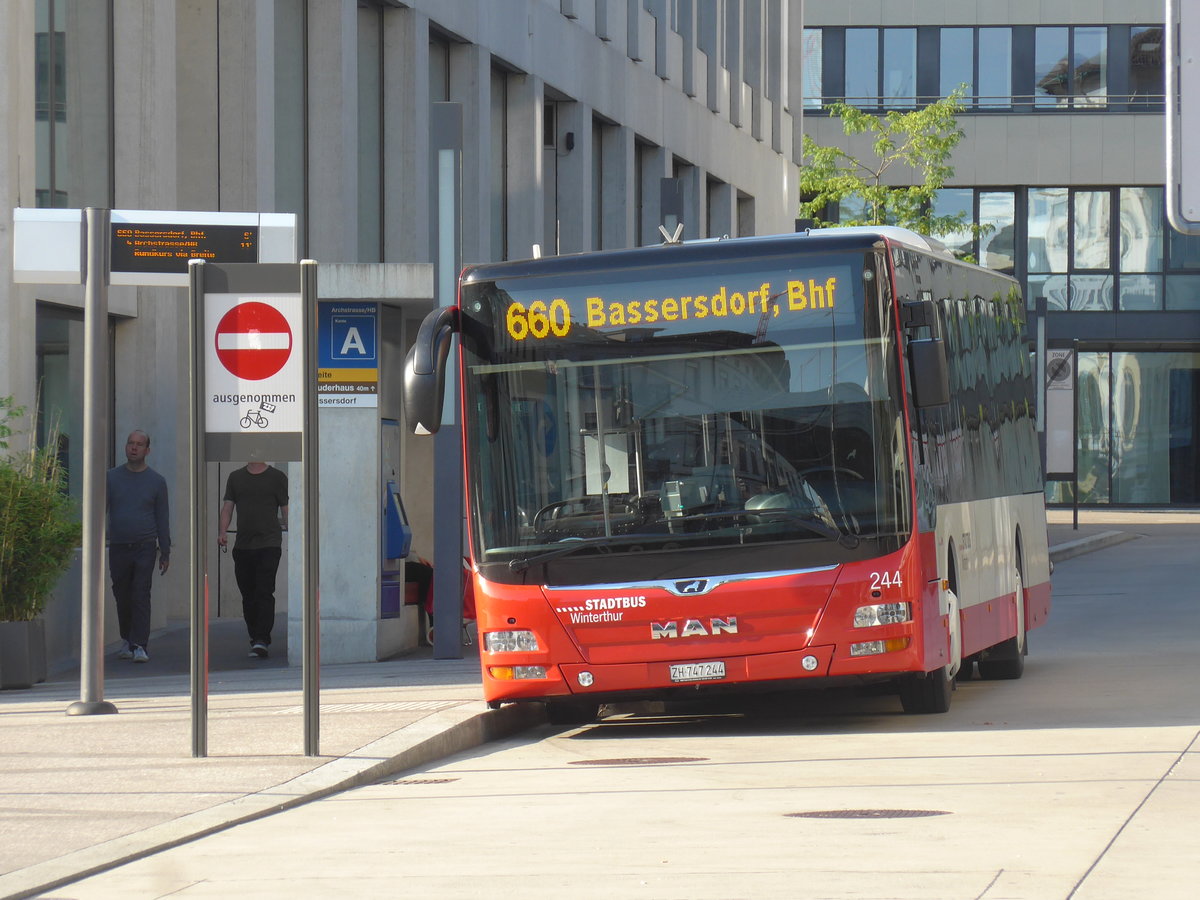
[0,618,47,690]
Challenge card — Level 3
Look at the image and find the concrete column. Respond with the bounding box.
[708,179,735,238]
[678,163,702,240]
[305,0,358,262]
[383,7,431,263]
[506,73,545,260]
[450,42,493,266]
[639,143,671,246]
[556,101,594,255]
[601,123,635,249]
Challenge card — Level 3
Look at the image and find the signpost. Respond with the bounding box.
[11,208,296,729]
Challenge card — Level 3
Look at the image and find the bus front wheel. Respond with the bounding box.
[898,666,953,714]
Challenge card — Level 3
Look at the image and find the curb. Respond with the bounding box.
[1048,530,1139,563]
[0,701,546,900]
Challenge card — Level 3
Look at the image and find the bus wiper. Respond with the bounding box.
[670,509,860,549]
[508,533,677,572]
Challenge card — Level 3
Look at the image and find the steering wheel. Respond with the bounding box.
[533,497,593,525]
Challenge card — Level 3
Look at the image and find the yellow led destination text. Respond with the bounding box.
[503,276,840,341]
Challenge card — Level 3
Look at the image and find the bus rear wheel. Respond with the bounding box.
[898,666,953,714]
[545,699,601,725]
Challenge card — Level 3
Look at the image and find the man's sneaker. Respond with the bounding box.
[132,646,149,663]
[249,642,269,659]
[117,641,133,660]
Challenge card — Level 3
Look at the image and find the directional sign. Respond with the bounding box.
[215,301,294,381]
[205,293,304,435]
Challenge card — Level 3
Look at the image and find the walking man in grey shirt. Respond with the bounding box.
[106,430,171,663]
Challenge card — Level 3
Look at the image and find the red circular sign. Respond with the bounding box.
[214,301,293,381]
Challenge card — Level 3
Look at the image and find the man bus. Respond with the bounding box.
[405,226,1051,723]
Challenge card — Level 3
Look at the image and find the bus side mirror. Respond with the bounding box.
[908,338,950,408]
[403,306,459,435]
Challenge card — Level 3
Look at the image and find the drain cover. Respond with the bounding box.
[569,756,708,766]
[386,777,460,785]
[786,809,950,819]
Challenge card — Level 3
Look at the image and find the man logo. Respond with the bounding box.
[675,579,708,594]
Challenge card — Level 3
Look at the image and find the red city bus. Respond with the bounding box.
[405,227,1051,723]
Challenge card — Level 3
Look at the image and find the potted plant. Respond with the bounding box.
[0,397,81,689]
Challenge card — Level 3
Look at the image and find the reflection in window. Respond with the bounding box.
[1120,187,1163,272]
[978,28,1012,108]
[1166,275,1200,310]
[1168,228,1200,269]
[979,192,1015,274]
[802,29,823,109]
[1074,191,1110,269]
[1119,274,1162,310]
[932,189,974,259]
[1130,27,1164,106]
[844,29,878,106]
[1069,274,1113,310]
[882,28,916,108]
[940,28,972,102]
[1027,188,1068,274]
[1035,27,1069,107]
[1074,351,1110,503]
[36,305,87,501]
[1074,27,1108,108]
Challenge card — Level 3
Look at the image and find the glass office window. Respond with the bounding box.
[1074,27,1108,107]
[1027,187,1069,274]
[1070,274,1113,310]
[1074,191,1111,269]
[844,28,878,106]
[932,188,974,259]
[1034,27,1070,107]
[802,29,823,109]
[1168,228,1200,269]
[1075,351,1111,503]
[1129,26,1164,106]
[978,28,1012,108]
[940,28,972,101]
[1166,275,1200,309]
[882,28,916,107]
[979,191,1015,274]
[1119,274,1162,310]
[1120,187,1164,272]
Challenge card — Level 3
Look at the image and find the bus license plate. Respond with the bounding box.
[669,661,726,683]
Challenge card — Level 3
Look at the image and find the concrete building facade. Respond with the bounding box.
[0,1,803,673]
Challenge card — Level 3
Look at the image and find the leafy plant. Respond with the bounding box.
[0,399,81,622]
[798,87,991,252]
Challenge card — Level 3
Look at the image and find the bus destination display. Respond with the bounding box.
[110,223,258,274]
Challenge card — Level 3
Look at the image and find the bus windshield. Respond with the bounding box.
[459,248,911,584]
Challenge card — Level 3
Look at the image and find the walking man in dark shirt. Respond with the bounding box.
[106,430,171,664]
[218,461,288,658]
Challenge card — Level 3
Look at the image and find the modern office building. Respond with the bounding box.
[0,1,803,671]
[803,0,1199,507]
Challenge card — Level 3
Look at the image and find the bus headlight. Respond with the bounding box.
[484,630,540,653]
[854,602,911,628]
[849,637,911,657]
[488,665,548,680]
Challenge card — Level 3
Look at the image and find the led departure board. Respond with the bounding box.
[110,223,258,274]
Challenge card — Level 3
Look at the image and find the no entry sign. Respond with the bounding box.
[215,301,293,380]
[205,293,303,435]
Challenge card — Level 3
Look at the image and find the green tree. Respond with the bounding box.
[799,87,987,248]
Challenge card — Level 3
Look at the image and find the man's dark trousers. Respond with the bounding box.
[109,541,157,650]
[232,546,281,646]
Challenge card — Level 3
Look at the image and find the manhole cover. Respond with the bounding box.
[569,756,708,766]
[786,809,950,819]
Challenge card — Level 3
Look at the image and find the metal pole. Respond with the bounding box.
[188,260,209,756]
[301,259,321,756]
[1072,339,1079,531]
[67,208,117,717]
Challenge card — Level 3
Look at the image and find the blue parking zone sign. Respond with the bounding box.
[318,302,379,407]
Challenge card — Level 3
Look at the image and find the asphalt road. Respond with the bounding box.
[44,526,1200,899]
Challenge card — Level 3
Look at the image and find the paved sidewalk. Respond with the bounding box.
[0,509,1194,900]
